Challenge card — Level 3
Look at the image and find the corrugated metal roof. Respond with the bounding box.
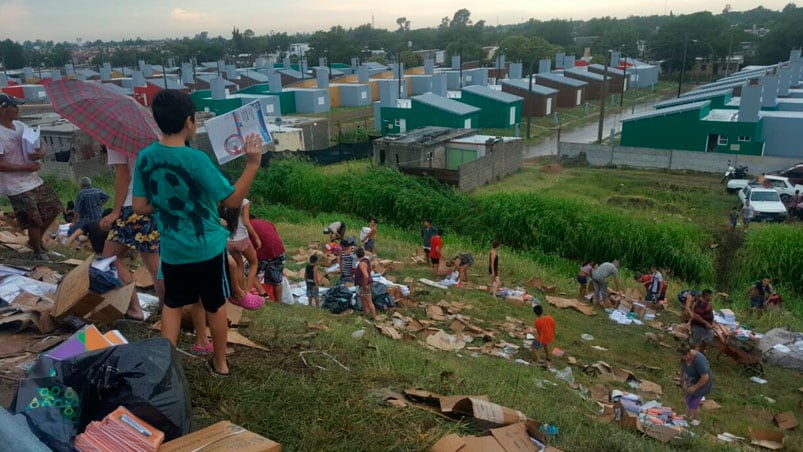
[147,78,187,89]
[412,93,480,115]
[462,85,521,103]
[563,68,607,82]
[680,81,744,97]
[535,72,588,87]
[197,74,237,86]
[655,89,731,108]
[759,110,803,119]
[500,79,559,95]
[278,69,303,79]
[588,64,627,76]
[621,100,710,123]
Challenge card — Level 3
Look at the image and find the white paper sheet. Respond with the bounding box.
[204,100,272,164]
[22,126,40,155]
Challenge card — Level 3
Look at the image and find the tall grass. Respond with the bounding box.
[733,225,803,318]
[252,160,715,283]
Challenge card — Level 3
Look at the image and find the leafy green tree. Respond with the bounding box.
[755,6,803,64]
[0,39,25,69]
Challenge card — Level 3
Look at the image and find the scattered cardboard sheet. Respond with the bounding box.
[419,278,449,290]
[426,305,447,321]
[425,330,465,352]
[773,411,799,430]
[306,320,331,331]
[376,324,402,340]
[133,266,154,288]
[750,428,785,450]
[701,399,721,410]
[546,296,596,316]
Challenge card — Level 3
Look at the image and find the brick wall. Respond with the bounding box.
[558,142,800,175]
[458,140,523,191]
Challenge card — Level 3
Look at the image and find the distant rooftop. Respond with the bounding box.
[655,89,731,109]
[535,72,588,87]
[702,109,739,122]
[500,78,559,95]
[461,85,522,103]
[622,100,710,123]
[412,93,480,115]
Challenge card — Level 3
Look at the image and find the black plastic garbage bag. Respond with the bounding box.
[322,286,357,313]
[60,337,191,442]
[371,283,396,312]
[14,375,79,452]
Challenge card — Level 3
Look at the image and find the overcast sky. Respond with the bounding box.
[0,1,789,42]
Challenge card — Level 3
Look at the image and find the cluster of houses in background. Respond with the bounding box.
[5,46,802,189]
[620,50,803,159]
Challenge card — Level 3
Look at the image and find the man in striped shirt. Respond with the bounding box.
[70,176,109,235]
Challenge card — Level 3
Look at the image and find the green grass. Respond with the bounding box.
[18,159,802,451]
[103,204,800,452]
[251,160,715,283]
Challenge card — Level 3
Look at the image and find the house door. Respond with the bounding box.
[464,118,472,129]
[706,134,719,152]
[576,89,582,105]
[545,98,553,115]
[509,106,516,125]
[398,118,407,133]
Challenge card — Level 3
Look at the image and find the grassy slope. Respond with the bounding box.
[24,163,801,451]
[161,207,799,452]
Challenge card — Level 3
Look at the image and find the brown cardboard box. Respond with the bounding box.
[632,302,646,319]
[431,421,558,452]
[614,401,639,431]
[447,397,527,428]
[750,428,785,450]
[160,421,281,452]
[773,411,799,430]
[52,255,133,324]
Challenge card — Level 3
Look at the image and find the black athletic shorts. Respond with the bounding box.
[162,251,230,313]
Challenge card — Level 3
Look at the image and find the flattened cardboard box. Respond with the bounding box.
[431,421,560,452]
[160,421,281,452]
[750,428,784,450]
[773,411,798,430]
[448,397,527,428]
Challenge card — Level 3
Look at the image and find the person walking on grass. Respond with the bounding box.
[489,239,500,298]
[687,289,715,353]
[530,304,555,363]
[421,219,436,258]
[355,247,376,319]
[729,206,739,232]
[742,200,755,230]
[0,93,63,261]
[306,255,320,308]
[678,343,713,427]
[429,228,443,277]
[133,89,264,377]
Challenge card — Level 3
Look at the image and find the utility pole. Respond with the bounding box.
[526,61,534,139]
[677,34,688,98]
[597,63,608,142]
[459,41,463,89]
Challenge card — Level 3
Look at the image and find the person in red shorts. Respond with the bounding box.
[530,304,556,362]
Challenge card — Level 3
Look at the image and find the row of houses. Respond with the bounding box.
[620,50,803,159]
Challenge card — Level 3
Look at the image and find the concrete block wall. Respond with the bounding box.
[557,142,800,174]
[38,157,112,182]
[458,141,523,191]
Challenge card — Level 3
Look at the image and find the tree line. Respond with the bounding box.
[1,5,800,74]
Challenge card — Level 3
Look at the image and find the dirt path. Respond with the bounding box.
[712,226,745,292]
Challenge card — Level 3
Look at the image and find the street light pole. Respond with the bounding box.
[677,34,688,98]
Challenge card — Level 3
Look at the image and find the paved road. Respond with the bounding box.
[523,101,659,159]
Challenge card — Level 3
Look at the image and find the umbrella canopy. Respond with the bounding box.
[44,79,161,156]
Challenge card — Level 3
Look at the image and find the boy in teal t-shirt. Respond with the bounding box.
[133,89,263,376]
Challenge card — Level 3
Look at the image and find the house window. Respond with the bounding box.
[718,136,728,146]
[738,136,751,142]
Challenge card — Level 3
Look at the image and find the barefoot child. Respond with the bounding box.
[489,239,500,298]
[306,255,320,308]
[355,247,376,319]
[530,304,556,362]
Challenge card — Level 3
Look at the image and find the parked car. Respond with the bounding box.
[727,175,802,202]
[738,186,788,222]
[769,163,803,186]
